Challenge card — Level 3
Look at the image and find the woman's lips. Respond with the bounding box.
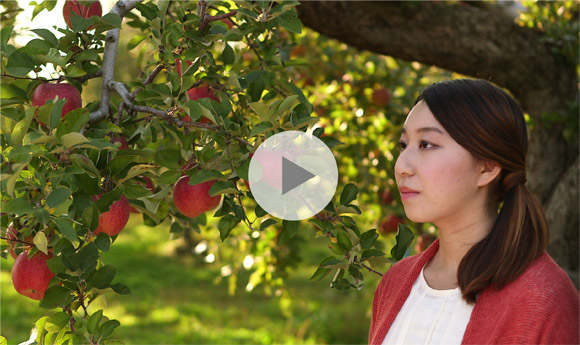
[399,187,419,201]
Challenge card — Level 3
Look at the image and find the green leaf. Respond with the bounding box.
[135,2,158,21]
[320,136,344,148]
[70,154,100,179]
[278,220,299,244]
[235,159,251,181]
[361,249,386,261]
[45,312,69,332]
[218,214,241,241]
[209,181,238,196]
[259,218,278,231]
[33,29,58,47]
[11,108,34,146]
[94,233,111,252]
[278,9,302,34]
[309,267,331,281]
[331,278,351,291]
[0,26,13,49]
[336,231,352,251]
[319,256,347,269]
[46,187,70,208]
[33,232,49,254]
[117,164,156,185]
[39,286,70,309]
[92,265,116,289]
[55,109,89,138]
[249,121,273,137]
[87,310,103,334]
[99,319,120,338]
[111,283,131,295]
[78,242,99,273]
[360,229,379,250]
[391,224,415,261]
[222,43,235,65]
[127,35,146,50]
[6,51,35,76]
[340,183,358,206]
[60,132,89,148]
[188,169,223,185]
[2,196,34,215]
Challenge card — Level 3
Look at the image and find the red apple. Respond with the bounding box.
[380,189,394,205]
[252,149,283,190]
[63,0,103,30]
[92,195,130,237]
[222,18,234,29]
[11,251,55,300]
[379,214,404,235]
[130,176,155,213]
[176,59,193,77]
[6,224,34,259]
[32,83,82,123]
[173,177,221,218]
[112,136,129,150]
[371,88,391,107]
[184,85,219,123]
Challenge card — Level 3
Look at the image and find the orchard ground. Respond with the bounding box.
[1,214,385,344]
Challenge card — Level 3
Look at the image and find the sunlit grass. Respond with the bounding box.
[1,215,381,344]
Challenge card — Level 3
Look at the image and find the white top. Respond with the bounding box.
[381,266,475,345]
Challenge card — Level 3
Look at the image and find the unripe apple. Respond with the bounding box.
[222,18,234,29]
[63,0,103,30]
[173,177,221,218]
[371,87,391,107]
[6,224,34,259]
[379,214,404,235]
[92,195,130,237]
[32,83,82,122]
[184,85,219,124]
[11,251,55,300]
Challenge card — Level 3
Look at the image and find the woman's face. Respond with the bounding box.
[395,101,486,226]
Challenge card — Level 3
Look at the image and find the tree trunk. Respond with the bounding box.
[297,1,579,286]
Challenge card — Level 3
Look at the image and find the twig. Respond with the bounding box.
[224,137,255,231]
[129,64,165,99]
[0,236,34,246]
[356,258,384,277]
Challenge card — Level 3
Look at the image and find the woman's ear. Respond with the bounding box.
[477,161,502,187]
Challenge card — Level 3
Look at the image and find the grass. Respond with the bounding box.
[1,215,383,344]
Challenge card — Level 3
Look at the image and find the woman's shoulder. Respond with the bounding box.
[481,252,579,307]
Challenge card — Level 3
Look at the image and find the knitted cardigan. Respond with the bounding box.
[369,240,580,345]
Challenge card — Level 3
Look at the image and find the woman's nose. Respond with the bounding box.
[394,149,414,178]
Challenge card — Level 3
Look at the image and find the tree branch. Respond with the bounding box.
[89,0,143,124]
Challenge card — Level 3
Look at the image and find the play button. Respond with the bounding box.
[282,157,316,195]
[249,131,338,221]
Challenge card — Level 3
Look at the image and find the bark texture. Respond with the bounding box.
[297,1,579,285]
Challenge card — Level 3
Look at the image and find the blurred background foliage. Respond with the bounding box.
[2,0,576,343]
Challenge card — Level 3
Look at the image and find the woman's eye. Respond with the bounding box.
[398,141,407,151]
[419,140,435,149]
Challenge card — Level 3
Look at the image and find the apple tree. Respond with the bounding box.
[0,0,418,342]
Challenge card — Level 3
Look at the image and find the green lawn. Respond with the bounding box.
[1,215,383,344]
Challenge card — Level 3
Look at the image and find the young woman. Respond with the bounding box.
[369,79,579,345]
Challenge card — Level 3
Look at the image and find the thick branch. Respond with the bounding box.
[89,0,143,123]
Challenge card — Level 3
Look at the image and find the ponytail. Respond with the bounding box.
[458,179,549,303]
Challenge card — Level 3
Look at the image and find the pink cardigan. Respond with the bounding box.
[369,240,580,345]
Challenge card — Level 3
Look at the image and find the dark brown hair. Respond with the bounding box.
[417,78,549,303]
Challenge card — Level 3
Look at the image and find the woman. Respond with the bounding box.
[369,79,579,345]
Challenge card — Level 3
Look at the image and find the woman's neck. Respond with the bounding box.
[424,210,497,289]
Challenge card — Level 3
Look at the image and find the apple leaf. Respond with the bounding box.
[70,154,100,179]
[390,224,415,261]
[54,217,78,243]
[259,218,278,231]
[277,220,299,244]
[339,183,358,206]
[44,312,69,332]
[6,51,35,77]
[32,29,58,47]
[222,43,235,65]
[33,232,48,254]
[360,229,379,250]
[309,267,331,281]
[99,319,120,338]
[218,214,241,241]
[188,169,223,185]
[361,249,386,261]
[209,181,238,196]
[39,286,71,309]
[61,132,89,148]
[117,164,156,185]
[2,196,35,215]
[46,187,70,208]
[320,136,344,148]
[319,256,348,270]
[336,231,352,252]
[92,265,116,289]
[87,310,103,335]
[11,108,34,146]
[249,121,274,137]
